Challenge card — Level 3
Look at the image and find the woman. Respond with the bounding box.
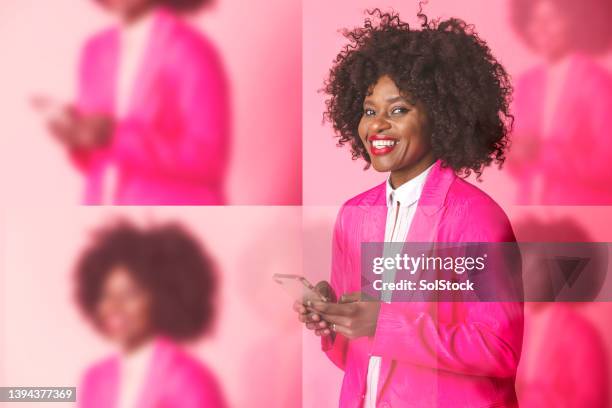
[48,0,229,205]
[295,10,524,407]
[75,221,226,407]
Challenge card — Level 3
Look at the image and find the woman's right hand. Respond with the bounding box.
[47,106,114,151]
[292,280,336,337]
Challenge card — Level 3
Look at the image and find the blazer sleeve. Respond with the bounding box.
[110,35,229,184]
[371,199,524,378]
[70,35,110,173]
[321,205,351,371]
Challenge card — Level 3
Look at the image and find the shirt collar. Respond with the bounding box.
[386,163,434,208]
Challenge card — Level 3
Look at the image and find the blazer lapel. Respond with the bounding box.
[126,8,172,117]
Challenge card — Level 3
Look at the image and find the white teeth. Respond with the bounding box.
[372,140,396,149]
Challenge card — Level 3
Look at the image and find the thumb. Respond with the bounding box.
[339,291,361,303]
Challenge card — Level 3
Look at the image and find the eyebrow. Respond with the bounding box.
[363,95,407,105]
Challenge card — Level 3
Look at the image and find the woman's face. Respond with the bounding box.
[526,0,571,61]
[95,265,153,349]
[101,0,157,21]
[358,75,434,187]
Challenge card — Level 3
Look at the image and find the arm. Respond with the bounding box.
[69,35,111,172]
[111,36,229,184]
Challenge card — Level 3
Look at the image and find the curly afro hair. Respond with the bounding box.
[75,220,217,341]
[324,8,513,177]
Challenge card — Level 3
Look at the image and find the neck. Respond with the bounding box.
[389,154,435,189]
[120,5,155,26]
[121,334,154,355]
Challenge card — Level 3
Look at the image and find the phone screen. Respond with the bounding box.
[272,273,326,303]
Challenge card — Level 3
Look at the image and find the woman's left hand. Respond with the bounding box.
[307,292,381,339]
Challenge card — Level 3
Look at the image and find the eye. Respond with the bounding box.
[391,106,409,115]
[363,108,376,116]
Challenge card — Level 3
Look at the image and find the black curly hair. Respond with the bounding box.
[324,8,513,177]
[75,220,217,341]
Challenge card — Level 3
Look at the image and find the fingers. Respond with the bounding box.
[305,320,328,330]
[314,280,336,303]
[317,312,352,328]
[292,300,306,314]
[308,300,354,316]
[328,323,353,338]
[339,291,361,303]
[314,328,332,337]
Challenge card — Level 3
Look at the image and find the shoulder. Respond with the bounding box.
[159,342,225,402]
[335,182,385,225]
[443,177,515,242]
[161,13,221,64]
[80,27,116,59]
[80,354,116,391]
[341,182,385,208]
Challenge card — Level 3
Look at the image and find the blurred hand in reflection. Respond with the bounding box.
[47,107,114,151]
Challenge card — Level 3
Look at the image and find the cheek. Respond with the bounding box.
[124,295,151,322]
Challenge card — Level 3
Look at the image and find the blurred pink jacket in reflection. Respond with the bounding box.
[323,161,524,407]
[74,8,229,205]
[517,304,608,407]
[79,337,227,408]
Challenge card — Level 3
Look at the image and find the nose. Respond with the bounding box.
[369,115,391,134]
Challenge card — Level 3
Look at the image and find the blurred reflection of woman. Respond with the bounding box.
[507,0,612,204]
[294,10,523,408]
[514,216,608,407]
[48,0,229,205]
[75,222,226,407]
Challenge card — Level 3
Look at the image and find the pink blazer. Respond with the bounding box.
[78,337,227,408]
[507,54,612,205]
[323,161,524,407]
[74,8,229,205]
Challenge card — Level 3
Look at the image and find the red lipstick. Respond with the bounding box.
[368,134,398,156]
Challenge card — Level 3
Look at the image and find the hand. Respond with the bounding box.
[307,291,381,339]
[47,107,114,151]
[292,280,337,337]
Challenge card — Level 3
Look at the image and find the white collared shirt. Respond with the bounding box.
[117,341,155,408]
[364,164,433,408]
[116,12,155,119]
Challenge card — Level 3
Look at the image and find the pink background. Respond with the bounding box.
[0,206,302,407]
[0,0,301,205]
[303,0,612,207]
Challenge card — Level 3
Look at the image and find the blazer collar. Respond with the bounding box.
[366,160,455,213]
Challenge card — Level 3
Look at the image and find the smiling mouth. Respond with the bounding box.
[369,135,398,156]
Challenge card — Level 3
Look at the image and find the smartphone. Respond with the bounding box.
[272,273,327,303]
